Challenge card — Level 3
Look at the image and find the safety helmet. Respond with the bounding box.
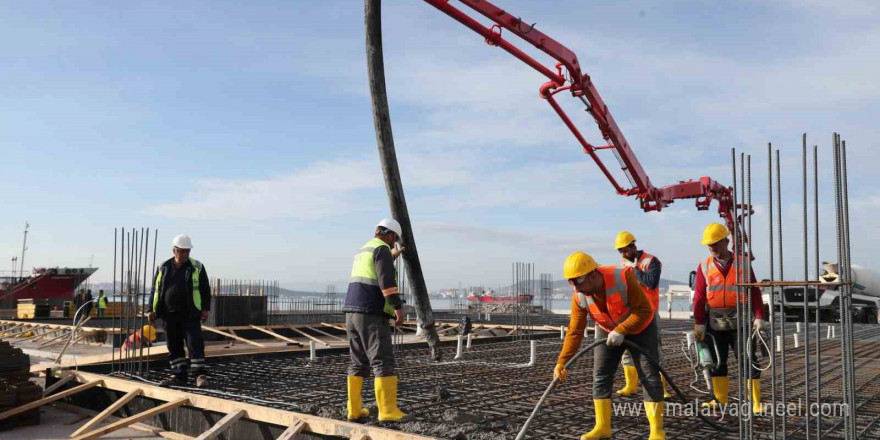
[614,231,637,250]
[701,223,729,245]
[172,234,193,249]
[142,325,157,342]
[376,218,403,241]
[563,252,599,280]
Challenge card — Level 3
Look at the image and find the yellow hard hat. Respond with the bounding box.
[142,325,157,342]
[702,222,730,245]
[563,252,599,279]
[614,231,636,250]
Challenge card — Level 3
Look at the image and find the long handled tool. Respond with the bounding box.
[515,339,737,440]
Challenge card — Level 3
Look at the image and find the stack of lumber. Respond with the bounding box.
[16,299,50,319]
[0,340,40,430]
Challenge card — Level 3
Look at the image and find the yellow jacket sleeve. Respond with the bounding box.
[613,270,654,335]
[557,293,588,366]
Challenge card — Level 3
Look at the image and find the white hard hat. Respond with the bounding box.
[376,218,403,241]
[172,234,193,249]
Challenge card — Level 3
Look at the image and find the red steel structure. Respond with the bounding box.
[423,0,743,236]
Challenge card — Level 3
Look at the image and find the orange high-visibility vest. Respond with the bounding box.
[621,252,661,312]
[701,256,746,309]
[121,333,145,353]
[575,266,653,334]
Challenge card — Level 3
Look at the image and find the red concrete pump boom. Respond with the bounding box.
[423,0,742,236]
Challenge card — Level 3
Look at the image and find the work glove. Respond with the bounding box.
[621,259,636,268]
[554,363,569,382]
[753,319,768,332]
[694,324,706,341]
[606,330,625,347]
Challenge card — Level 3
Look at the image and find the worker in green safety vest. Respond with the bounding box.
[148,234,212,388]
[96,290,107,318]
[343,218,408,422]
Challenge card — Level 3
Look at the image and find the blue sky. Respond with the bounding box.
[1,1,877,292]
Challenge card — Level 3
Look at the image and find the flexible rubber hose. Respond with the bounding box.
[514,339,736,440]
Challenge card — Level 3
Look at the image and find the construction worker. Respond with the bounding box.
[693,223,766,414]
[614,231,670,399]
[121,325,157,354]
[147,234,212,388]
[556,252,666,440]
[96,290,107,318]
[343,218,407,422]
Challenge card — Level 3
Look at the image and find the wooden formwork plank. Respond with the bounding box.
[194,408,246,440]
[0,380,103,421]
[70,388,143,438]
[250,325,303,346]
[274,419,307,440]
[73,397,190,440]
[37,329,73,348]
[42,373,75,397]
[202,325,266,347]
[0,323,27,337]
[320,322,347,332]
[287,326,330,347]
[304,325,346,342]
[68,371,437,440]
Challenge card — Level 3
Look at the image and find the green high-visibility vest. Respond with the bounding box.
[152,258,203,312]
[350,238,397,318]
[98,296,108,309]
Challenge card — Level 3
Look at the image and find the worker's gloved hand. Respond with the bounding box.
[621,259,636,268]
[606,330,625,346]
[753,319,767,332]
[554,363,569,382]
[694,324,706,341]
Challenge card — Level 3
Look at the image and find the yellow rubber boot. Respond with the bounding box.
[616,366,639,396]
[375,376,407,422]
[661,375,672,399]
[580,399,612,439]
[750,379,763,415]
[644,401,667,440]
[346,376,370,420]
[701,376,729,408]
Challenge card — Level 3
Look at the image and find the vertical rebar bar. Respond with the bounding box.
[802,134,811,439]
[831,134,850,439]
[731,148,743,439]
[813,144,822,439]
[111,228,117,373]
[747,154,754,438]
[776,149,787,439]
[841,139,856,439]
[767,144,778,439]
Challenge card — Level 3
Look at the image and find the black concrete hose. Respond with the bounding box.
[514,339,737,440]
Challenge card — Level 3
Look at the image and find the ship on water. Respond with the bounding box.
[466,288,533,303]
[0,267,98,311]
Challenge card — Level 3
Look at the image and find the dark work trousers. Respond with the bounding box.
[593,319,663,402]
[706,326,761,379]
[621,311,662,367]
[163,316,206,380]
[346,312,395,378]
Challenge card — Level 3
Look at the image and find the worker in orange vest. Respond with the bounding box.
[693,223,767,414]
[555,252,665,440]
[121,325,157,355]
[614,231,671,399]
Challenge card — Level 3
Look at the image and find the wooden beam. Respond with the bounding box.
[42,373,75,396]
[68,371,435,440]
[54,334,86,363]
[287,326,329,347]
[320,322,347,332]
[249,326,303,346]
[194,408,246,440]
[0,323,27,337]
[202,325,266,348]
[70,388,143,438]
[304,325,346,342]
[0,380,102,421]
[275,420,307,440]
[36,330,72,348]
[73,397,190,440]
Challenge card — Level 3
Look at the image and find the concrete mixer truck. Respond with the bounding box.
[771,263,880,324]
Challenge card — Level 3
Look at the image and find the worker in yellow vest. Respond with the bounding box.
[614,231,670,399]
[555,252,665,440]
[343,218,407,422]
[693,223,767,414]
[97,290,108,318]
